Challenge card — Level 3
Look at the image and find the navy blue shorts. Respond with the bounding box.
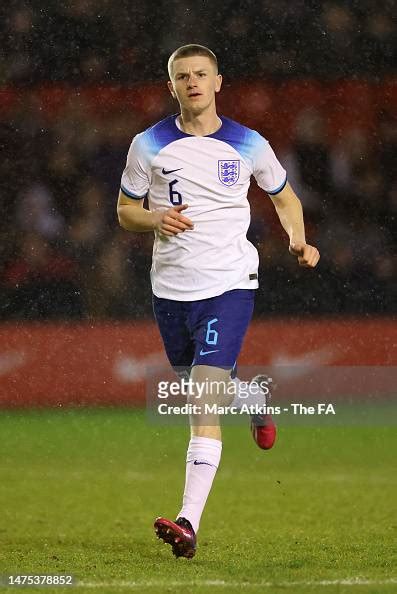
[152,289,255,370]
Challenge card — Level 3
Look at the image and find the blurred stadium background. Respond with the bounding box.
[0,0,396,405]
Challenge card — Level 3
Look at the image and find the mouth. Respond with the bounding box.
[188,92,202,98]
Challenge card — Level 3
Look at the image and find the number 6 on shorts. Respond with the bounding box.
[205,318,219,345]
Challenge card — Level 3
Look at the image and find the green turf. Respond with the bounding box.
[0,408,396,594]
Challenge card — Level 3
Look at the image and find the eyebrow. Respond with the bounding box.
[175,69,208,76]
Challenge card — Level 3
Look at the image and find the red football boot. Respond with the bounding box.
[154,516,196,559]
[250,374,277,450]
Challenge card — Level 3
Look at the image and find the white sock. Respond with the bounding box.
[177,436,222,534]
[230,376,268,410]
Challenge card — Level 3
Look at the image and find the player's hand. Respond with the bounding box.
[153,204,194,237]
[289,242,320,268]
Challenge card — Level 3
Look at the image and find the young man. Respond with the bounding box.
[117,44,320,559]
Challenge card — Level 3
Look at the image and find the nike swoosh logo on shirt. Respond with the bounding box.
[162,167,183,175]
[194,460,213,466]
[199,349,219,356]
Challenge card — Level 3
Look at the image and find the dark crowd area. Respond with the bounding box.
[0,0,395,84]
[0,0,396,320]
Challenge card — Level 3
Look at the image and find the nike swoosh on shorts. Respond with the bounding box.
[199,349,219,356]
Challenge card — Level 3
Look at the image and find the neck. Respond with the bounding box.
[179,105,221,136]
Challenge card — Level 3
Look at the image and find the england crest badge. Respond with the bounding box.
[218,160,240,186]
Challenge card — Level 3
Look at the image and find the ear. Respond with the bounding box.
[215,74,222,94]
[167,80,176,99]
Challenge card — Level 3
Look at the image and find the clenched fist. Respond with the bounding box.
[289,242,320,268]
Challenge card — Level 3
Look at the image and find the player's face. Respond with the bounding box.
[168,56,222,115]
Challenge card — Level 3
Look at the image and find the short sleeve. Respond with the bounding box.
[252,135,287,195]
[120,134,150,199]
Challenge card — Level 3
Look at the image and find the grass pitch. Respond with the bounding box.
[0,408,396,594]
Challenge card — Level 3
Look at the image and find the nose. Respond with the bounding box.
[186,73,198,87]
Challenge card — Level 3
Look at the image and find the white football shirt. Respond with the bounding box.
[120,114,287,301]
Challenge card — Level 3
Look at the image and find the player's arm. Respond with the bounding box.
[270,182,320,268]
[117,191,194,236]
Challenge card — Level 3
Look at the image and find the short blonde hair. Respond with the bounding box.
[168,44,218,79]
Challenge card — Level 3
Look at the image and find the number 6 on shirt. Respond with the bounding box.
[169,180,183,205]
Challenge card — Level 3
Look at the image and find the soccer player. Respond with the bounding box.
[117,44,320,559]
